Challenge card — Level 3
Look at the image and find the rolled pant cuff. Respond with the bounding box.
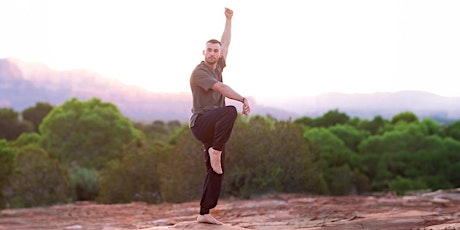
[200,207,210,215]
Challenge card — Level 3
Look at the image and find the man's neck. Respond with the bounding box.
[203,61,217,70]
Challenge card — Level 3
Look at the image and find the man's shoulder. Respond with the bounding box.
[192,62,211,75]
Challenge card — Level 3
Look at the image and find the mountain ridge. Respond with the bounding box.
[290,91,460,120]
[1,58,459,123]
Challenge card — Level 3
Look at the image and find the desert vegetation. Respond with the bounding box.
[1,98,460,209]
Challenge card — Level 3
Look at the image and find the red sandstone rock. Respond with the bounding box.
[0,189,459,230]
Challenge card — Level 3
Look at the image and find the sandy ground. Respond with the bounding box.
[1,189,459,230]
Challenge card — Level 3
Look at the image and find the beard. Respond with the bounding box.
[205,56,218,65]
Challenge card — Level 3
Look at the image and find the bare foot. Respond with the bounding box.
[208,147,223,174]
[197,214,223,225]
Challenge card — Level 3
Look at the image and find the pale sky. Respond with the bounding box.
[1,0,459,105]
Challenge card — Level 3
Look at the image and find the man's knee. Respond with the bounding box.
[225,106,237,120]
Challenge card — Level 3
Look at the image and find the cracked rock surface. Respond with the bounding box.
[1,189,459,230]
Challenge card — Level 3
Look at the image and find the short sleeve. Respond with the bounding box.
[191,68,218,91]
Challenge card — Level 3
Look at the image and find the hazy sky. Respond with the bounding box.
[1,0,459,104]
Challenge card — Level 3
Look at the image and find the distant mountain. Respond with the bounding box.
[0,58,294,123]
[2,58,460,124]
[278,91,460,122]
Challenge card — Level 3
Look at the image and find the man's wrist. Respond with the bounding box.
[241,97,246,103]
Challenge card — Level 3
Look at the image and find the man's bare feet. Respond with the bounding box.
[208,147,223,174]
[197,214,223,225]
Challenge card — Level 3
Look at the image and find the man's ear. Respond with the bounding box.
[202,50,206,55]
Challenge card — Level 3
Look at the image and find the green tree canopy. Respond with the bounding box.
[444,121,460,141]
[225,116,319,197]
[303,127,368,194]
[303,127,358,168]
[357,115,387,135]
[391,111,419,124]
[328,124,370,152]
[294,116,314,127]
[134,119,184,145]
[11,133,41,148]
[0,108,33,140]
[313,109,350,128]
[358,121,460,192]
[39,98,142,169]
[22,102,53,132]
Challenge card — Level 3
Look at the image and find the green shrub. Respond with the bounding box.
[97,140,164,204]
[0,139,16,209]
[388,176,428,195]
[70,167,99,201]
[5,146,70,208]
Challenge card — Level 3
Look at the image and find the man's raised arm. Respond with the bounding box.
[220,7,233,60]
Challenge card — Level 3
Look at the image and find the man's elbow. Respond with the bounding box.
[211,82,226,92]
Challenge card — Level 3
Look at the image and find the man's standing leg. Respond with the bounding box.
[191,106,237,224]
[198,146,225,221]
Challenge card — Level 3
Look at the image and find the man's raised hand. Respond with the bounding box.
[224,7,233,20]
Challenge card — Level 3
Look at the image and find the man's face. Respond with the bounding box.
[203,42,221,65]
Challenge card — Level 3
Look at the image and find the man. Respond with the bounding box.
[189,7,250,225]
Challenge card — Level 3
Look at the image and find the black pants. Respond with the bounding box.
[190,106,237,215]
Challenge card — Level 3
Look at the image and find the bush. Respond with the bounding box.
[70,167,99,201]
[159,127,204,203]
[97,139,164,204]
[323,165,370,195]
[388,176,428,195]
[4,146,70,208]
[0,139,16,209]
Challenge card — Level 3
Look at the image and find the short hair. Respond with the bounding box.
[206,39,222,46]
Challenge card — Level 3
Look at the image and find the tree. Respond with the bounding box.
[421,118,442,136]
[270,120,319,193]
[97,139,165,204]
[444,121,460,141]
[440,138,460,188]
[294,116,314,127]
[134,120,184,145]
[358,124,424,190]
[157,126,204,203]
[303,127,368,194]
[313,109,350,128]
[39,98,142,169]
[4,146,70,208]
[0,139,16,209]
[303,127,358,168]
[11,133,41,148]
[224,116,320,197]
[358,121,457,191]
[358,115,387,135]
[328,124,370,152]
[391,111,419,124]
[224,115,277,197]
[22,102,53,132]
[0,108,33,140]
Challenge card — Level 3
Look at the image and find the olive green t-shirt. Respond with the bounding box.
[189,57,226,128]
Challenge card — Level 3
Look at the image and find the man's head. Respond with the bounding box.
[203,39,222,65]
